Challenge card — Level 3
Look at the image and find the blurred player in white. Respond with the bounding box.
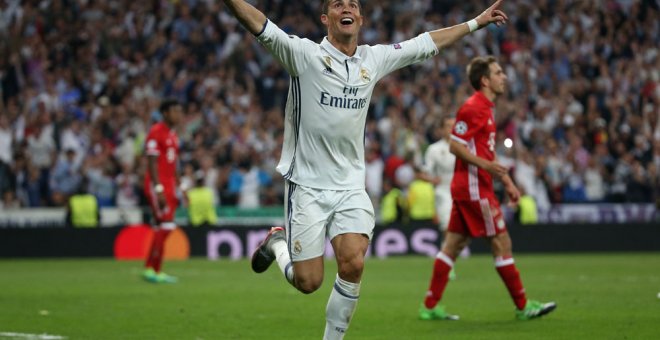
[424,116,469,280]
[221,0,509,338]
[425,117,456,232]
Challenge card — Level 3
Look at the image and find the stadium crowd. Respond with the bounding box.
[0,0,658,213]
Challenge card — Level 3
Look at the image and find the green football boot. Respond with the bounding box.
[516,300,557,320]
[156,272,178,284]
[142,268,158,283]
[419,303,459,321]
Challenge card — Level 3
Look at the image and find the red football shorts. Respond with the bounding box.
[145,187,177,224]
[447,198,507,238]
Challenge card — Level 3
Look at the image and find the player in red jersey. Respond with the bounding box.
[142,99,183,284]
[419,56,556,320]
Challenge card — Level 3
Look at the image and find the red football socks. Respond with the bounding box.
[495,256,527,310]
[424,252,455,309]
[145,228,172,273]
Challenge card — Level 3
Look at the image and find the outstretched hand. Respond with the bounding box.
[476,0,509,28]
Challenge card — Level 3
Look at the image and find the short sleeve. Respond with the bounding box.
[145,133,160,156]
[370,32,438,81]
[256,20,314,76]
[451,106,487,145]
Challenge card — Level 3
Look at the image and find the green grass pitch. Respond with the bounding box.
[1,253,659,339]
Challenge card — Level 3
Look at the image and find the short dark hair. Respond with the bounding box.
[467,56,498,90]
[322,0,362,14]
[441,115,455,128]
[159,98,180,114]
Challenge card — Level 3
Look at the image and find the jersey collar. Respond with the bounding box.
[475,91,495,108]
[320,37,362,63]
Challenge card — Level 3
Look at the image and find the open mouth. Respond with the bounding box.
[340,17,354,25]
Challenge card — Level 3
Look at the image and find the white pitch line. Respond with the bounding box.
[0,332,67,339]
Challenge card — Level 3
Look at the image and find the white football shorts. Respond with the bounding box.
[436,191,453,231]
[284,180,375,262]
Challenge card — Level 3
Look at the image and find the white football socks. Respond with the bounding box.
[323,274,360,340]
[272,239,294,284]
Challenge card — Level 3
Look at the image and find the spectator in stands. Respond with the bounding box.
[84,162,117,208]
[49,148,82,206]
[626,160,653,203]
[0,115,13,194]
[115,162,140,208]
[394,152,416,195]
[227,155,272,209]
[25,165,44,207]
[26,116,55,205]
[0,190,20,209]
[584,157,606,202]
[58,118,88,168]
[199,154,220,205]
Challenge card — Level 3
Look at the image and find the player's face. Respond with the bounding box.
[443,118,455,139]
[321,0,363,40]
[485,62,507,96]
[164,104,184,126]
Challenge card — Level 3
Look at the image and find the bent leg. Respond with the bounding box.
[291,256,325,294]
[267,228,325,294]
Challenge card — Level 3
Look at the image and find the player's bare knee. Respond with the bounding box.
[490,233,513,256]
[457,239,470,252]
[294,271,324,294]
[337,257,364,282]
[296,282,321,294]
[441,240,463,259]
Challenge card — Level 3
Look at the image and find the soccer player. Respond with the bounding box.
[221,0,509,338]
[424,116,469,280]
[142,99,183,284]
[419,56,557,321]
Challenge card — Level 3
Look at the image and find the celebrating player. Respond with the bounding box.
[220,0,509,338]
[142,99,183,284]
[419,56,556,320]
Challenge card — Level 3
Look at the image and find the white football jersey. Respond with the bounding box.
[424,139,455,195]
[257,20,438,190]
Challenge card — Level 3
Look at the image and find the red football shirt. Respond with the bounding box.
[144,122,179,191]
[450,91,497,201]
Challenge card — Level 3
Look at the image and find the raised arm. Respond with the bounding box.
[222,0,268,35]
[429,0,508,50]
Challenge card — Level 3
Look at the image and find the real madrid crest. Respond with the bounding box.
[360,68,371,83]
[293,240,303,255]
